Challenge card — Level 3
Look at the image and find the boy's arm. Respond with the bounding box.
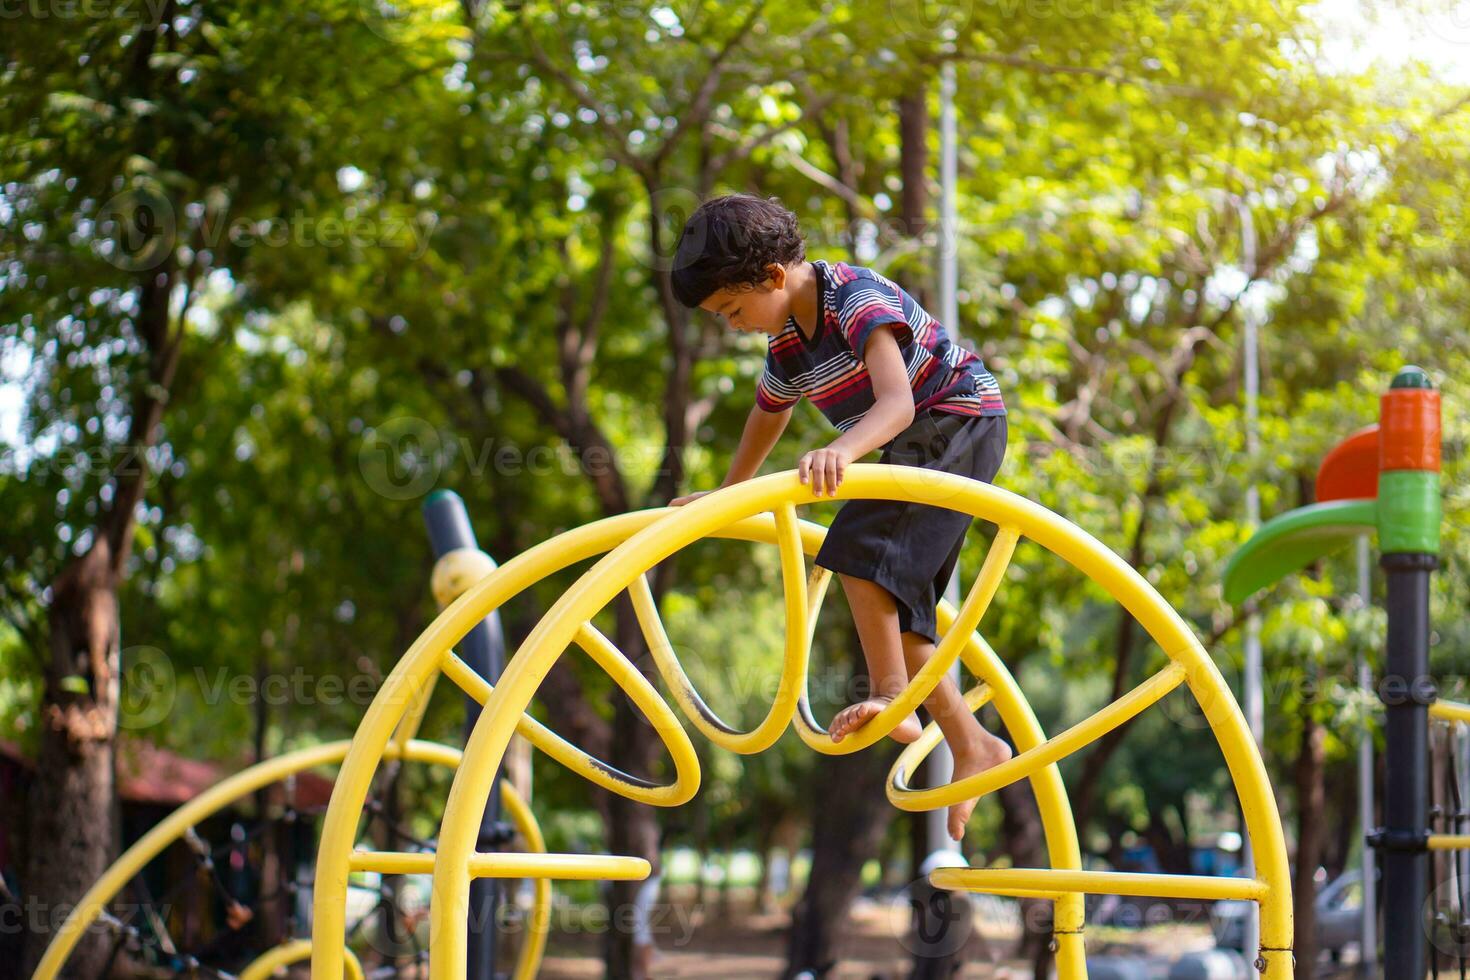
[723,402,792,485]
[670,403,791,506]
[800,326,914,495]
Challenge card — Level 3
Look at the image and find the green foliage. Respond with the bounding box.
[2,0,1469,878]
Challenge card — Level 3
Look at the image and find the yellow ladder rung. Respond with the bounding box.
[1430,701,1470,725]
[349,850,651,880]
[1428,835,1470,851]
[930,867,1268,902]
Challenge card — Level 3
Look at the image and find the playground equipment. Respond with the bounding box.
[308,467,1296,979]
[1226,364,1450,976]
[27,739,553,980]
[1427,701,1470,974]
[31,493,540,980]
[423,489,512,980]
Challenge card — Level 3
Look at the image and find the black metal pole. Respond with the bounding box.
[1381,552,1437,979]
[1376,366,1442,978]
[424,489,507,980]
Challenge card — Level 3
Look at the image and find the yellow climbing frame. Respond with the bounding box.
[1428,700,1470,853]
[29,740,551,980]
[310,467,1293,979]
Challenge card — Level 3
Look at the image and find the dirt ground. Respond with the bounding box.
[535,894,1219,979]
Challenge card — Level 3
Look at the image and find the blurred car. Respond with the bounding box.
[1212,868,1369,956]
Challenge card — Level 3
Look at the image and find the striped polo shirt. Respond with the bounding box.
[754,259,1005,431]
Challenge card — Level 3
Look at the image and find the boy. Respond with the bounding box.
[669,194,1012,840]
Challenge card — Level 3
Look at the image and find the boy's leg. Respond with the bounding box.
[829,574,923,744]
[899,631,1013,841]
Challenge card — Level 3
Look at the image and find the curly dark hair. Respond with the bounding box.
[671,194,806,308]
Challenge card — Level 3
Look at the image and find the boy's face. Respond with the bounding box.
[698,263,791,336]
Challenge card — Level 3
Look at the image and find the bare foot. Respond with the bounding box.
[829,698,923,744]
[947,729,1013,841]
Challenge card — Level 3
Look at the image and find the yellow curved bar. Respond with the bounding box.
[238,939,365,980]
[1431,700,1470,725]
[31,740,468,980]
[930,604,1087,975]
[424,469,1291,979]
[303,498,1079,978]
[889,683,997,788]
[34,740,549,980]
[890,661,1188,808]
[313,512,761,980]
[792,525,1020,754]
[629,503,814,754]
[497,777,553,973]
[570,621,702,804]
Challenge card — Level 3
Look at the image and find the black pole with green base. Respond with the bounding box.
[1223,366,1442,975]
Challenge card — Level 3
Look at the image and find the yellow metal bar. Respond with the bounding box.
[310,469,1290,980]
[496,776,552,976]
[569,621,702,803]
[793,525,1020,754]
[628,502,815,754]
[440,644,700,805]
[310,510,815,978]
[1429,835,1470,851]
[429,480,1084,979]
[931,868,1269,902]
[889,682,995,792]
[1431,701,1470,725]
[388,669,440,757]
[238,939,364,980]
[350,850,650,880]
[228,769,547,980]
[939,614,1087,977]
[891,660,1188,809]
[32,740,459,980]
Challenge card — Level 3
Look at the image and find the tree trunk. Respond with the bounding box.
[782,744,900,978]
[602,594,663,978]
[20,542,121,977]
[1293,701,1327,980]
[897,90,929,241]
[784,624,901,978]
[20,262,181,977]
[896,86,933,309]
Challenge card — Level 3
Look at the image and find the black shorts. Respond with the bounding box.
[814,411,1008,644]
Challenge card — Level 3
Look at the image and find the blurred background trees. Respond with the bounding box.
[2,0,1467,976]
